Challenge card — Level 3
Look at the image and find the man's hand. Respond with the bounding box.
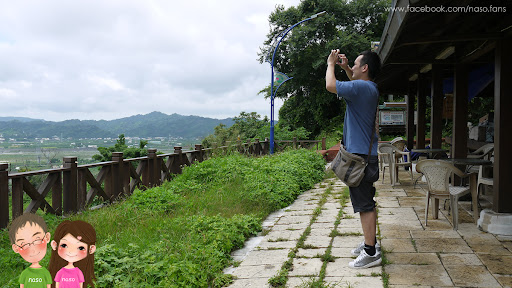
[338,54,353,80]
[327,49,340,66]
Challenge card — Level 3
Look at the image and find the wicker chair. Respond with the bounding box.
[390,137,407,152]
[467,143,494,160]
[378,143,413,186]
[416,160,470,230]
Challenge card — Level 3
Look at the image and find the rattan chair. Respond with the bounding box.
[416,160,470,230]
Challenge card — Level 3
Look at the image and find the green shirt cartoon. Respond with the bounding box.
[19,267,52,288]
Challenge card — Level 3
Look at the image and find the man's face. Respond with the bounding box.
[12,223,50,265]
[352,55,367,80]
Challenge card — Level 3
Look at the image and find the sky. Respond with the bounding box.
[0,0,302,122]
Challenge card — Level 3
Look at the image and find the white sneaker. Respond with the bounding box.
[349,249,382,269]
[350,241,381,256]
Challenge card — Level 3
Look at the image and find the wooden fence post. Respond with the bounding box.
[195,144,204,162]
[0,163,9,228]
[254,139,261,155]
[263,138,269,154]
[147,149,157,187]
[112,152,124,198]
[322,137,327,150]
[63,157,78,215]
[173,147,183,174]
[77,168,87,211]
[293,137,297,149]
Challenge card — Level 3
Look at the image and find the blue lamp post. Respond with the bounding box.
[267,11,326,154]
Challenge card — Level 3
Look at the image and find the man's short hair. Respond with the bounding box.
[359,50,381,80]
[8,213,48,244]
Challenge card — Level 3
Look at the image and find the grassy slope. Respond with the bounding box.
[0,149,325,287]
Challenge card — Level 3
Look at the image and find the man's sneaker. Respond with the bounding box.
[350,241,381,256]
[349,249,382,269]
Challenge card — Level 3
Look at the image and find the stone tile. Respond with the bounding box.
[266,229,303,241]
[315,214,338,223]
[239,249,290,266]
[463,232,502,246]
[308,228,333,237]
[440,253,483,266]
[379,221,424,231]
[376,197,400,208]
[386,252,440,265]
[324,276,384,288]
[232,263,281,278]
[503,241,512,253]
[376,189,407,197]
[336,227,364,235]
[385,264,453,286]
[494,274,512,288]
[445,265,501,287]
[296,248,326,258]
[469,244,512,255]
[278,215,313,225]
[324,257,382,277]
[381,238,416,253]
[388,285,430,288]
[478,254,512,275]
[332,236,362,248]
[310,222,335,230]
[415,238,473,253]
[330,247,353,258]
[397,197,425,208]
[421,219,455,230]
[303,236,331,248]
[272,222,309,231]
[227,278,272,287]
[410,229,461,239]
[286,276,318,288]
[258,240,296,250]
[337,218,363,228]
[288,258,323,276]
[380,229,411,239]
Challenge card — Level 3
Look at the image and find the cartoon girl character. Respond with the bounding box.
[49,221,96,288]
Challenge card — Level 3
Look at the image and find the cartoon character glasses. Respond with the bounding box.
[14,239,45,250]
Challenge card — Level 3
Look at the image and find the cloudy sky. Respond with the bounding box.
[0,0,302,122]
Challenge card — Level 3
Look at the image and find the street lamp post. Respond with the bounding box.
[267,11,326,154]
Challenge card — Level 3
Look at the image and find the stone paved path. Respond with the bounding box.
[227,177,383,288]
[226,168,512,287]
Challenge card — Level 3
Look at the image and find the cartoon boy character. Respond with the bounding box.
[8,213,52,288]
[49,220,96,288]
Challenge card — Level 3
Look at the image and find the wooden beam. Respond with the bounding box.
[406,81,416,150]
[430,64,443,149]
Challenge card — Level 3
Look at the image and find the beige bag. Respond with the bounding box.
[331,145,368,187]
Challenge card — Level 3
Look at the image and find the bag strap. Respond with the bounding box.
[365,109,378,163]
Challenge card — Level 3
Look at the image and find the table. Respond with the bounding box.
[441,158,492,222]
[411,148,447,159]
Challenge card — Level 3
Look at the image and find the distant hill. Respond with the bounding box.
[0,112,234,139]
[0,116,44,122]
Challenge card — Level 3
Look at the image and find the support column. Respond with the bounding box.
[406,81,416,150]
[493,38,512,214]
[416,75,427,149]
[452,64,469,159]
[431,64,443,149]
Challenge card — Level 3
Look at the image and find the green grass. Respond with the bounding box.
[1,149,326,287]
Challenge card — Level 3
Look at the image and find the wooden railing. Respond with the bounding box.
[0,138,326,228]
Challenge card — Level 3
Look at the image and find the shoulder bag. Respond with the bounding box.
[331,111,377,187]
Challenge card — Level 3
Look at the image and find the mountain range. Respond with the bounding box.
[0,112,234,139]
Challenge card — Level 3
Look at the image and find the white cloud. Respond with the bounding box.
[0,0,301,121]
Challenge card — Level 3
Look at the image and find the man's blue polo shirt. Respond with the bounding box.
[336,79,379,156]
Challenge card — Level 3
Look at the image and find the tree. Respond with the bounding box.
[93,134,148,162]
[259,0,390,137]
[202,111,310,148]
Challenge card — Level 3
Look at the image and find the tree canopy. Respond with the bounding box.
[259,0,390,137]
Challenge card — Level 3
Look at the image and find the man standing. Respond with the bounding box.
[325,49,381,269]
